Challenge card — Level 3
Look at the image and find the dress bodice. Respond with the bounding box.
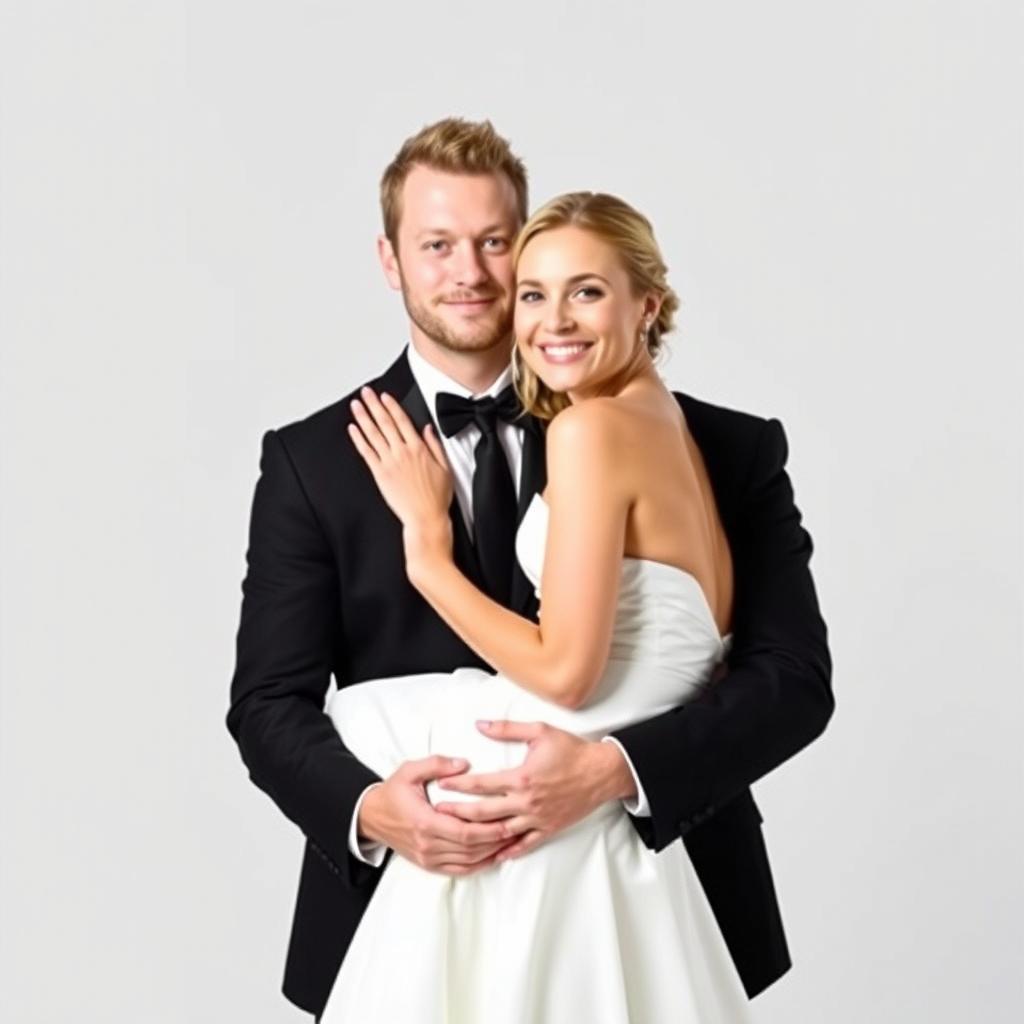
[515,493,729,677]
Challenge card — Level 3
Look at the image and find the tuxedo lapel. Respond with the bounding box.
[511,416,546,617]
[393,352,484,590]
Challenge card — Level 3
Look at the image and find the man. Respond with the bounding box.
[227,117,832,1018]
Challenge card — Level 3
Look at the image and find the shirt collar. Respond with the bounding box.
[406,342,514,419]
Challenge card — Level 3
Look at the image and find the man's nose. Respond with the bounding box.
[452,243,489,288]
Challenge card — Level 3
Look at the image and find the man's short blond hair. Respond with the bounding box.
[380,117,529,246]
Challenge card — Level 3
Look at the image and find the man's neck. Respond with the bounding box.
[409,334,510,395]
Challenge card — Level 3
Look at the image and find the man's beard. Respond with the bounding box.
[401,285,513,354]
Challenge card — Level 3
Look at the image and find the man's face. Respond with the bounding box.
[380,165,520,355]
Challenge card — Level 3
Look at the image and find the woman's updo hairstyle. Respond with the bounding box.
[511,191,679,420]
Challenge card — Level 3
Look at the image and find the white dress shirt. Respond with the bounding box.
[406,341,523,536]
[348,345,651,865]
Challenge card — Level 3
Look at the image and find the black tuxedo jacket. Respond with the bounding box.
[227,350,833,1016]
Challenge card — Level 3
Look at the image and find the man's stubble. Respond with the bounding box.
[399,277,514,357]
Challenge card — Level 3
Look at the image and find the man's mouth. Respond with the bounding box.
[443,296,497,313]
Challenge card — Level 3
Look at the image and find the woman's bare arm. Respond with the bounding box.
[350,390,629,708]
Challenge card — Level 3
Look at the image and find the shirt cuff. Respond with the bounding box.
[601,736,652,817]
[348,782,388,866]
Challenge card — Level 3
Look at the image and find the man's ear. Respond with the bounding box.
[377,235,402,291]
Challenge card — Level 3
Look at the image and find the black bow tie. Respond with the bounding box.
[435,386,524,439]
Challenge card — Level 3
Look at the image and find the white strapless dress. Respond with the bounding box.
[320,495,752,1023]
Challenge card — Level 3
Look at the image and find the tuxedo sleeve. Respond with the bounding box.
[610,418,834,852]
[226,429,383,886]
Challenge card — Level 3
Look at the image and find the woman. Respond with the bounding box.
[322,192,752,1023]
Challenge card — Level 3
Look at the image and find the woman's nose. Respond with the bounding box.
[543,301,574,334]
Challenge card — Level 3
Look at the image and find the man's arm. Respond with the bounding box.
[611,417,834,850]
[227,428,514,879]
[226,429,382,886]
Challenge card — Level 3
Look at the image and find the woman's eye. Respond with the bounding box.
[574,286,604,299]
[518,290,542,303]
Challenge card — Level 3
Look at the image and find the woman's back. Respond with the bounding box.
[569,380,734,637]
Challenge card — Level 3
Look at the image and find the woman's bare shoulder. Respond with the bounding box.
[543,400,634,501]
[545,397,632,451]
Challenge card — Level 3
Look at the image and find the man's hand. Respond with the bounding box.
[358,755,513,876]
[432,721,636,861]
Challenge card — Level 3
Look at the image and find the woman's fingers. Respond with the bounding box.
[359,387,407,450]
[353,388,430,460]
[347,391,453,529]
[350,398,390,457]
[347,423,381,469]
[379,391,420,446]
[422,423,450,470]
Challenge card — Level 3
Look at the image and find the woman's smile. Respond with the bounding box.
[536,340,595,364]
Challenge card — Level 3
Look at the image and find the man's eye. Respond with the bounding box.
[424,240,448,252]
[482,237,508,251]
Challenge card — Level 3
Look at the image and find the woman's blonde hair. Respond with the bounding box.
[511,191,679,420]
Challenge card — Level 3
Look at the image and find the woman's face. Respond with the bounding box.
[514,226,651,400]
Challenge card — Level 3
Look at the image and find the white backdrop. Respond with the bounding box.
[1,2,1021,1021]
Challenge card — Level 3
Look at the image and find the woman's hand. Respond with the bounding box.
[348,387,454,566]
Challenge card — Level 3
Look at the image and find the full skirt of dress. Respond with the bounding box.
[319,666,753,1024]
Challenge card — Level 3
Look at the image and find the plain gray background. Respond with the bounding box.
[1,1,1021,1021]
